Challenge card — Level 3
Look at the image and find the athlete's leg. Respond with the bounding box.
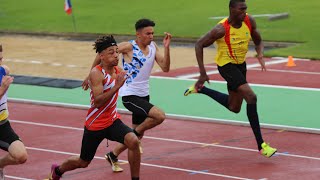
[134,106,165,135]
[0,140,27,168]
[197,87,244,113]
[227,89,244,113]
[106,119,140,177]
[0,121,27,168]
[50,127,104,178]
[124,132,140,179]
[122,95,165,137]
[236,83,264,150]
[58,156,90,173]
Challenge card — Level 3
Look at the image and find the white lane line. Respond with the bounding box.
[4,175,35,180]
[177,59,289,79]
[5,58,85,69]
[8,98,320,134]
[148,76,320,91]
[26,146,258,180]
[250,68,320,75]
[10,120,320,161]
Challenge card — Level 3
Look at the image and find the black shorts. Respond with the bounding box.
[80,119,133,162]
[0,120,21,151]
[122,95,154,125]
[218,62,247,91]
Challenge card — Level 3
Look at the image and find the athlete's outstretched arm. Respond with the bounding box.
[155,32,172,72]
[249,15,266,71]
[195,24,225,89]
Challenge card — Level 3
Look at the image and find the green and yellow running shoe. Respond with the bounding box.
[184,85,198,96]
[260,142,277,158]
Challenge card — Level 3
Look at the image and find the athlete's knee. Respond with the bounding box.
[125,133,139,150]
[150,107,166,125]
[156,111,166,124]
[229,106,241,113]
[14,152,27,164]
[246,92,257,104]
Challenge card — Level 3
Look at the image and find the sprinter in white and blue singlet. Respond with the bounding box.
[83,18,172,172]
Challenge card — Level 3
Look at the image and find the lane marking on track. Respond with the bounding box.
[10,119,320,161]
[5,58,85,69]
[250,67,320,75]
[201,142,219,147]
[149,76,320,91]
[4,175,35,180]
[189,170,209,175]
[8,98,320,134]
[176,59,289,79]
[25,146,260,180]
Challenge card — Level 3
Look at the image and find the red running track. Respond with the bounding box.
[1,102,319,180]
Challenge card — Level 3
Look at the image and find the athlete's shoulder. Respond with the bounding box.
[118,41,133,54]
[218,17,228,24]
[0,65,9,75]
[150,41,157,49]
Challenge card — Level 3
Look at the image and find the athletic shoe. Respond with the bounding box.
[105,152,123,172]
[184,85,198,96]
[48,164,61,180]
[260,142,277,158]
[138,140,143,154]
[0,168,4,180]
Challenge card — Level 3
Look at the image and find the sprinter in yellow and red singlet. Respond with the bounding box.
[184,0,277,158]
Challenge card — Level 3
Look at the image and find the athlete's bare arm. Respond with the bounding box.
[82,42,133,90]
[155,32,172,72]
[89,68,126,108]
[195,24,225,89]
[118,42,133,64]
[249,15,266,71]
[0,65,13,98]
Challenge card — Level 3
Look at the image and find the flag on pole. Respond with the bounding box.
[64,0,72,15]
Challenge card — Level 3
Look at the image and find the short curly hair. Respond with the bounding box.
[93,35,117,53]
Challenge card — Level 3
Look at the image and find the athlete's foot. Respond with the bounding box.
[184,84,198,96]
[260,142,277,158]
[105,152,124,172]
[47,164,61,180]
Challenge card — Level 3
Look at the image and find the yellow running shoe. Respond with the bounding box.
[260,142,277,158]
[105,153,123,172]
[184,85,198,96]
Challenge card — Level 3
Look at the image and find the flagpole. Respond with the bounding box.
[65,0,77,32]
[71,12,77,32]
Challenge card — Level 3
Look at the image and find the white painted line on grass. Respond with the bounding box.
[209,13,289,19]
